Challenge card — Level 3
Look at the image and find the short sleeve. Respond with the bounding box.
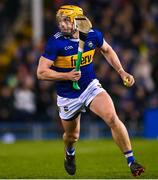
[95,29,104,48]
[42,37,57,61]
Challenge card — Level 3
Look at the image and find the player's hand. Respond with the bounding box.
[67,69,81,81]
[119,70,135,87]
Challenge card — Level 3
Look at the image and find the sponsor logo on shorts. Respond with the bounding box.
[64,106,69,112]
[97,84,102,88]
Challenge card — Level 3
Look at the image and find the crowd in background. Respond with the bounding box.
[0,0,158,136]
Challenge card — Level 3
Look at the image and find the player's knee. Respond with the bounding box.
[105,112,118,128]
[73,133,80,142]
[63,133,79,143]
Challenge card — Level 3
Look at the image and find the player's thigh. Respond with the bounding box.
[61,114,81,135]
[89,91,118,125]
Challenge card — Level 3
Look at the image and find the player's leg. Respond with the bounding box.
[62,114,80,152]
[61,113,81,175]
[90,91,131,152]
[89,91,144,176]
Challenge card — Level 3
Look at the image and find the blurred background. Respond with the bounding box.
[0,0,158,142]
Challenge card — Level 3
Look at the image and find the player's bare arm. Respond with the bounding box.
[37,56,81,81]
[100,41,135,87]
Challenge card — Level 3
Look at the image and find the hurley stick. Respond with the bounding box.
[73,15,92,90]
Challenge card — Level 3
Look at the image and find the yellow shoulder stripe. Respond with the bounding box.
[53,49,95,68]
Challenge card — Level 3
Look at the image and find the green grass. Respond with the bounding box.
[0,139,157,178]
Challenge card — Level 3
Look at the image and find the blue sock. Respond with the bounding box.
[124,150,135,167]
[66,147,75,156]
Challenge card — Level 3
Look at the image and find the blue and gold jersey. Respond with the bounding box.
[42,29,104,98]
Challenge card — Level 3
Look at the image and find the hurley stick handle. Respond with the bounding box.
[75,40,85,70]
[73,35,86,90]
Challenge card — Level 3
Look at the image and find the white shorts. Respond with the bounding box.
[57,79,105,120]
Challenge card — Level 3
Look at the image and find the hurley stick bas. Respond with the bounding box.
[73,15,92,90]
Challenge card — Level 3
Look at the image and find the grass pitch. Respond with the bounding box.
[0,139,157,178]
